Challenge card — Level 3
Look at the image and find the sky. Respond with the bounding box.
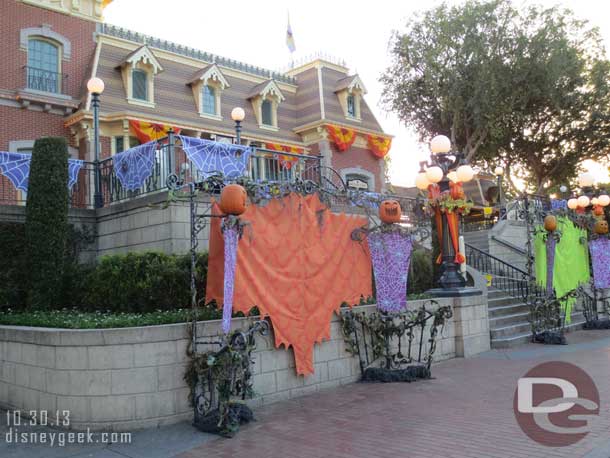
[104,0,610,187]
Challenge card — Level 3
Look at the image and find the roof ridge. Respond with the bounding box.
[98,23,297,85]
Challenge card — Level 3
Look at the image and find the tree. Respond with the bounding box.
[25,137,70,309]
[381,0,610,192]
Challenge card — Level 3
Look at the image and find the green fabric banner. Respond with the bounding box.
[534,217,590,324]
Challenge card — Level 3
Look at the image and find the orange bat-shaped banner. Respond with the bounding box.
[326,125,357,152]
[367,134,392,158]
[129,120,181,144]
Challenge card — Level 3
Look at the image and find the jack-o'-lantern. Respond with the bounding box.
[379,200,402,224]
[219,184,247,215]
[544,215,557,232]
[594,219,609,235]
[593,205,605,217]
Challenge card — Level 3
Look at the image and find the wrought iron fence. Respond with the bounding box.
[340,301,452,381]
[25,66,65,94]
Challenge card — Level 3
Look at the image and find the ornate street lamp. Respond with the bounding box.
[416,135,475,292]
[87,77,105,208]
[494,166,504,218]
[231,107,245,145]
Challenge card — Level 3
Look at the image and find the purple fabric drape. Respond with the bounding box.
[369,231,413,313]
[589,238,610,289]
[222,226,239,333]
[546,236,556,296]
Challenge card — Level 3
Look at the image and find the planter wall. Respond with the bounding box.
[0,295,489,431]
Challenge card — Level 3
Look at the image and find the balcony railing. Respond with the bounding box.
[0,139,323,210]
[24,66,66,94]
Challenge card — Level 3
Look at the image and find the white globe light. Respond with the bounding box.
[559,185,568,193]
[231,107,245,122]
[578,172,595,188]
[456,165,475,183]
[447,171,458,183]
[577,195,590,208]
[430,135,451,154]
[592,197,599,206]
[494,166,504,176]
[567,198,578,210]
[415,172,431,190]
[598,194,610,207]
[87,77,105,94]
[425,166,444,183]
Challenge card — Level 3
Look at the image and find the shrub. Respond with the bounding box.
[82,251,208,313]
[25,137,70,309]
[408,248,434,294]
[0,223,27,308]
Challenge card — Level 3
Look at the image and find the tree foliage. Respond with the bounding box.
[382,0,610,191]
[25,137,70,309]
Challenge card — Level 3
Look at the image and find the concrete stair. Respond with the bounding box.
[487,288,586,348]
[463,229,490,253]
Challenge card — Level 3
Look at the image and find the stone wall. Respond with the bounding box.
[0,295,489,431]
[488,220,528,271]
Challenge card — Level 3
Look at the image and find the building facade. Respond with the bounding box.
[1,0,392,202]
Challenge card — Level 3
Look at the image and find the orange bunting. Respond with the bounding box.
[129,120,181,144]
[264,143,304,170]
[367,134,392,158]
[326,125,357,152]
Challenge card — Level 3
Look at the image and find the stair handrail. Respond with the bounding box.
[489,235,527,256]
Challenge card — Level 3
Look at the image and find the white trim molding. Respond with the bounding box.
[20,24,72,60]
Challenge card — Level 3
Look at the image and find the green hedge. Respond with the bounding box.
[408,248,434,294]
[0,223,27,307]
[25,137,70,309]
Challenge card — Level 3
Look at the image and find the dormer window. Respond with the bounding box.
[335,74,367,121]
[117,45,163,108]
[132,69,148,101]
[261,99,273,126]
[247,80,285,130]
[188,64,229,120]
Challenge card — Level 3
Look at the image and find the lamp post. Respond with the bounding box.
[416,135,475,291]
[494,166,504,218]
[87,77,105,209]
[567,172,610,213]
[231,107,245,145]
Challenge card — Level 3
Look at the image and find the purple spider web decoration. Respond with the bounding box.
[0,151,83,192]
[369,230,413,313]
[546,236,556,296]
[178,136,252,179]
[113,142,157,191]
[222,226,239,333]
[589,238,610,289]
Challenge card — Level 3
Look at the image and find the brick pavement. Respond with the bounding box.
[177,329,610,458]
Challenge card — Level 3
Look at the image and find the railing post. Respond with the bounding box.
[91,92,103,209]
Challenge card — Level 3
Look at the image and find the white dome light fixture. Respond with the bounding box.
[577,195,590,208]
[430,135,451,154]
[598,194,610,207]
[87,77,105,94]
[456,165,475,183]
[425,166,444,183]
[567,198,578,210]
[415,172,431,190]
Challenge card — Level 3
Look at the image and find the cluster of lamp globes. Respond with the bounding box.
[566,172,610,210]
[415,135,476,190]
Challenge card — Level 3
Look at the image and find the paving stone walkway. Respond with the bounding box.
[4,329,610,458]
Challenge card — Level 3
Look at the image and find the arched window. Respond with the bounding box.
[132,69,148,101]
[202,85,216,115]
[27,38,60,93]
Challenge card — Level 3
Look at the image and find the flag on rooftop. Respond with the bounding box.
[286,13,296,53]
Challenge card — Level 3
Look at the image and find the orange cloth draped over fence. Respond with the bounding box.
[326,125,357,152]
[367,135,392,158]
[206,193,372,375]
[264,143,304,170]
[129,120,181,144]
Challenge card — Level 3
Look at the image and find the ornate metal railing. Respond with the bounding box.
[340,302,452,382]
[24,66,65,94]
[189,320,270,437]
[464,243,532,300]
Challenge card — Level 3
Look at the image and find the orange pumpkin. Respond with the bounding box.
[544,215,557,232]
[594,219,609,235]
[219,184,247,215]
[593,205,605,216]
[379,200,402,224]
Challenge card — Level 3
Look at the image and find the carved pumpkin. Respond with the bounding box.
[379,200,402,224]
[594,219,609,235]
[544,215,557,232]
[219,184,247,215]
[593,205,605,217]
